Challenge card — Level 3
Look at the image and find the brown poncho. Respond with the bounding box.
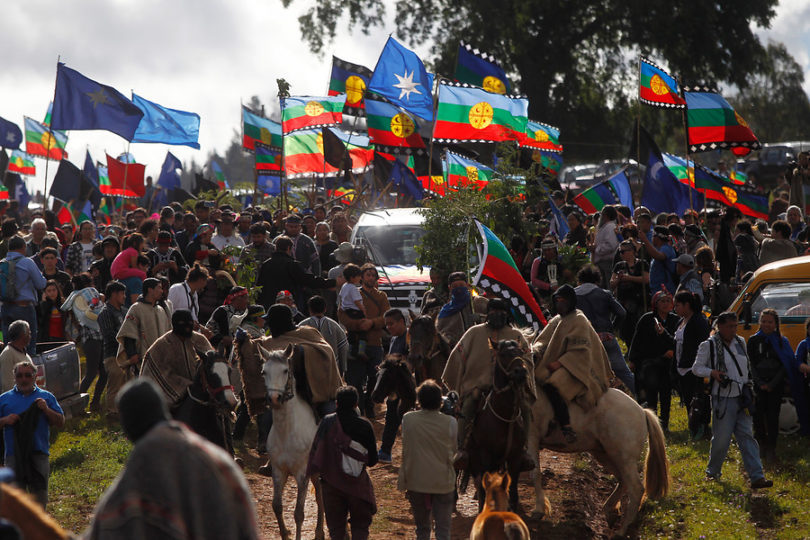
[533,310,613,410]
[115,301,171,370]
[139,331,214,408]
[260,326,344,403]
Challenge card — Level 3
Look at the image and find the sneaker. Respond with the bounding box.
[751,478,773,489]
[378,450,392,464]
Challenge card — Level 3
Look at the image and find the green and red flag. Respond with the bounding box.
[97,163,112,195]
[443,151,492,190]
[365,97,426,148]
[7,150,35,175]
[684,86,760,154]
[454,41,510,94]
[242,106,282,151]
[281,95,345,134]
[255,143,283,174]
[24,116,68,160]
[434,81,528,143]
[520,120,562,153]
[328,56,373,116]
[472,219,546,331]
[530,150,563,177]
[692,163,768,220]
[283,127,371,179]
[639,57,686,109]
[0,185,8,201]
[573,168,634,214]
[56,204,74,226]
[211,161,228,189]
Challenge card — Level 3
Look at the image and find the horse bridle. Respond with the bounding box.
[492,350,524,393]
[189,357,234,407]
[265,356,295,403]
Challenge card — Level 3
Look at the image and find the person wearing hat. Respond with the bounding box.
[441,297,535,470]
[231,305,269,447]
[530,236,568,306]
[175,213,199,253]
[183,223,222,270]
[211,211,245,252]
[147,230,188,285]
[673,254,704,304]
[236,213,253,243]
[275,290,305,324]
[639,225,677,295]
[610,239,649,344]
[533,284,614,443]
[256,236,335,310]
[115,278,172,381]
[205,286,251,354]
[240,222,275,265]
[274,214,320,276]
[683,224,708,256]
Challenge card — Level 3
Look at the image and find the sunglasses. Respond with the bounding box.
[15,372,34,379]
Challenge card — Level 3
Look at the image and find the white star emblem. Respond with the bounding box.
[86,88,110,108]
[5,133,15,142]
[393,70,422,101]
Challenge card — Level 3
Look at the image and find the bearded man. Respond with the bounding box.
[441,298,534,470]
[140,310,215,410]
[532,285,614,443]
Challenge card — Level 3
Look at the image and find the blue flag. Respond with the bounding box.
[12,175,30,207]
[390,159,424,200]
[548,198,569,239]
[83,151,102,211]
[0,116,22,149]
[641,142,703,215]
[131,93,201,148]
[368,36,434,121]
[51,63,144,140]
[258,173,282,196]
[158,152,182,191]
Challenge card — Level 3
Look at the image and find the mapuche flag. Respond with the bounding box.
[639,57,686,109]
[573,168,634,214]
[684,86,760,154]
[443,151,492,191]
[365,97,426,148]
[690,162,768,220]
[454,41,510,94]
[281,95,345,134]
[242,107,282,151]
[8,150,35,175]
[283,127,371,179]
[529,150,563,178]
[520,120,562,153]
[255,143,283,174]
[328,56,373,116]
[434,81,528,143]
[24,116,68,160]
[97,163,112,195]
[472,219,546,331]
[105,154,146,198]
[211,161,228,189]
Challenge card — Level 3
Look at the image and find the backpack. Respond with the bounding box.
[0,257,18,301]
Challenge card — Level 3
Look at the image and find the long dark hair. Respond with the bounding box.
[760,308,781,337]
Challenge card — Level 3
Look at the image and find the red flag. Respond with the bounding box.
[105,154,146,197]
[57,205,73,226]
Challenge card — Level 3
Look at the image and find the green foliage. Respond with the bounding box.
[182,189,243,211]
[223,245,263,304]
[282,0,779,161]
[557,243,589,285]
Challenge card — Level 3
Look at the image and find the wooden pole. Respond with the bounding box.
[681,107,694,215]
[426,76,442,194]
[43,56,61,208]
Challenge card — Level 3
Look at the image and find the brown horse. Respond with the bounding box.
[407,314,451,384]
[463,340,531,512]
[0,483,69,539]
[470,471,531,540]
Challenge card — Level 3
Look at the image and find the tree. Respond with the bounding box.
[731,42,810,143]
[284,0,777,161]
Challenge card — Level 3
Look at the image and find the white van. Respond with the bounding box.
[350,208,431,313]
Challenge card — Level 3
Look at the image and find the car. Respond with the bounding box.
[559,164,599,191]
[742,144,797,188]
[350,208,431,313]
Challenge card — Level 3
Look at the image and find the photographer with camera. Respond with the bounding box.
[692,312,773,488]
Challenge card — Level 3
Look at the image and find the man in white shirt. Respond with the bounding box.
[166,265,209,322]
[211,212,246,252]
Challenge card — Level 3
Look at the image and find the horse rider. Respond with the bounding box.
[441,298,535,471]
[436,271,487,346]
[532,285,614,443]
[139,309,215,411]
[205,286,250,355]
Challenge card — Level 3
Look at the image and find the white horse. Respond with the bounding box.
[261,345,325,540]
[528,385,669,538]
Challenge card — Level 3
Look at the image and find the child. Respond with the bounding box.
[339,263,367,357]
[111,233,147,305]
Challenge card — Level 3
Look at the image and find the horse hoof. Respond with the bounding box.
[530,511,545,521]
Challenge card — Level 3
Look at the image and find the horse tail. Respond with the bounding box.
[642,408,670,501]
[504,519,531,540]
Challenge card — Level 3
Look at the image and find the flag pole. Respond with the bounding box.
[43,56,61,208]
[681,102,694,215]
[426,77,441,195]
[635,58,642,204]
[120,141,131,217]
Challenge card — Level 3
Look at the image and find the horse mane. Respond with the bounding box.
[0,484,69,539]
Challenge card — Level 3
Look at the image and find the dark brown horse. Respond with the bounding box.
[408,314,451,384]
[464,340,530,512]
[371,354,417,414]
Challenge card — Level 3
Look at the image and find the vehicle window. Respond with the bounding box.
[355,225,426,266]
[749,282,810,321]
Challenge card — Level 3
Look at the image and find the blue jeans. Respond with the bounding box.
[604,338,635,396]
[2,303,38,355]
[707,395,764,482]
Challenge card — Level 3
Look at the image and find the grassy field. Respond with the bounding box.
[43,399,810,538]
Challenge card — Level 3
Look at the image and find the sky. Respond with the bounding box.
[0,0,807,199]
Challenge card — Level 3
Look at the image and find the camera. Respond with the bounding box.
[441,391,459,416]
[718,373,731,388]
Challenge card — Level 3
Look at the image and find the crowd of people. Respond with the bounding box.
[0,177,809,537]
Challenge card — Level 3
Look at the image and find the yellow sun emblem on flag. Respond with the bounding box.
[469,102,494,130]
[259,128,273,144]
[650,74,670,96]
[735,111,749,128]
[432,175,444,185]
[482,76,506,95]
[345,76,366,105]
[390,113,415,138]
[466,166,479,182]
[316,132,324,154]
[534,129,549,142]
[13,157,23,168]
[40,132,56,150]
[722,186,738,204]
[305,101,325,117]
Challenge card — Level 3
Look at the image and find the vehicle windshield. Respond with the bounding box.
[355,225,425,266]
[749,282,810,321]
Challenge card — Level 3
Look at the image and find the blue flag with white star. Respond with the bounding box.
[51,63,145,141]
[368,36,434,121]
[131,93,201,148]
[0,116,22,149]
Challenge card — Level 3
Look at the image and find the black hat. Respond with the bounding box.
[263,303,296,338]
[552,284,577,309]
[117,379,170,442]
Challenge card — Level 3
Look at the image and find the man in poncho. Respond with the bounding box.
[115,278,172,379]
[533,285,614,442]
[441,298,534,470]
[140,309,214,409]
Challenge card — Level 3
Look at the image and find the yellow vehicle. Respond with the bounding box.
[731,255,810,350]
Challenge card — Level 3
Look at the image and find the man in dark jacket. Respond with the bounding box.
[256,236,334,310]
[574,264,633,395]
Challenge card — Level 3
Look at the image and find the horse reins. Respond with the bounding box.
[265,357,295,403]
